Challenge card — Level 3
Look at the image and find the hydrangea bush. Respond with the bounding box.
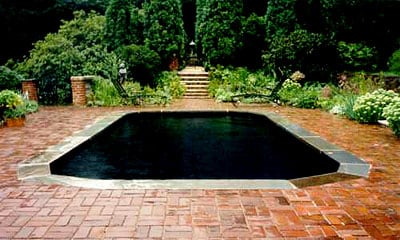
[383,97,400,137]
[353,89,399,123]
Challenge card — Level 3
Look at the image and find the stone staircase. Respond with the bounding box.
[178,66,210,99]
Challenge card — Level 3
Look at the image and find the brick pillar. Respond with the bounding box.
[70,76,94,106]
[21,79,38,102]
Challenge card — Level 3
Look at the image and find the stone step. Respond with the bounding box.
[179,66,210,99]
[181,80,209,84]
[182,83,209,88]
[183,95,210,99]
[179,75,209,80]
[185,88,209,92]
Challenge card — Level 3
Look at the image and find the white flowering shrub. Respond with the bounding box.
[353,89,398,123]
[383,97,400,137]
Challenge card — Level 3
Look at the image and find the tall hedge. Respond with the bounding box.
[198,0,243,66]
[143,0,186,68]
[104,0,134,50]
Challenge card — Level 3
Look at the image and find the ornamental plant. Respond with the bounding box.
[0,90,26,119]
[0,90,24,108]
[383,97,400,137]
[353,89,399,123]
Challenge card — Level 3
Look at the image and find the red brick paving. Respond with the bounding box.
[0,99,399,239]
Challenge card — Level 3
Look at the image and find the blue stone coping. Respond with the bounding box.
[17,110,371,189]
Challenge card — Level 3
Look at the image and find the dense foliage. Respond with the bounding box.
[104,0,135,51]
[143,0,187,68]
[88,72,185,106]
[17,11,117,104]
[197,0,243,66]
[117,44,161,86]
[0,66,23,91]
[388,49,400,74]
[0,90,38,122]
[208,66,275,102]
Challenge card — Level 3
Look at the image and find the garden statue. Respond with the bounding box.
[118,63,127,84]
[188,40,198,66]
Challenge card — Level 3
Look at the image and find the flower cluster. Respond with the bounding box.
[353,88,398,123]
[290,71,305,81]
[383,97,400,137]
[0,90,24,109]
[281,79,301,90]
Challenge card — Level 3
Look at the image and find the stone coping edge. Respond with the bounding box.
[17,109,371,189]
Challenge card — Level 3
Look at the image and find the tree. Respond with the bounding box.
[143,0,186,68]
[198,0,243,66]
[239,13,266,69]
[0,0,110,64]
[104,0,134,50]
[17,11,117,104]
[265,0,298,41]
[263,0,337,82]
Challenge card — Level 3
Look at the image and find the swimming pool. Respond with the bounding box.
[18,110,370,189]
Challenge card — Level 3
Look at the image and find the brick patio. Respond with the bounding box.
[0,99,399,239]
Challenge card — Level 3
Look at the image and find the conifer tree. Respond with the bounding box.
[143,0,186,68]
[198,0,243,66]
[104,0,134,50]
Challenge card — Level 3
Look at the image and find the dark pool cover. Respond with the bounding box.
[51,111,339,180]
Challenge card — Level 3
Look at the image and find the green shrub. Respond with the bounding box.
[277,79,302,105]
[104,0,135,51]
[353,89,399,123]
[0,90,39,121]
[339,72,385,95]
[0,90,24,109]
[141,86,170,105]
[198,0,243,66]
[24,99,39,114]
[278,80,322,109]
[156,71,186,99]
[208,66,275,102]
[118,44,161,86]
[388,48,400,74]
[383,97,400,137]
[17,11,117,105]
[337,41,377,71]
[87,77,123,106]
[0,66,23,91]
[263,29,329,79]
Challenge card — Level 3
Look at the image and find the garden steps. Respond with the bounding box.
[178,67,210,98]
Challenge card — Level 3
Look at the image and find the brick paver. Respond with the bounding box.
[0,100,399,239]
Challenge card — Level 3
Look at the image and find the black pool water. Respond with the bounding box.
[50,111,339,180]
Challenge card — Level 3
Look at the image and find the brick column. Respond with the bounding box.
[70,76,94,106]
[21,79,38,102]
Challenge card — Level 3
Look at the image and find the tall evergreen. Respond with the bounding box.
[264,0,298,41]
[195,0,208,61]
[199,0,243,66]
[104,0,134,50]
[143,0,186,68]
